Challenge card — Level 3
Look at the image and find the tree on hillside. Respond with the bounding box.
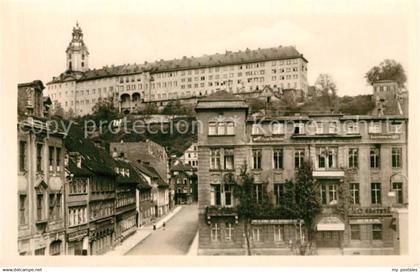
[247,98,266,114]
[64,107,76,120]
[315,73,337,96]
[142,102,159,115]
[90,97,120,127]
[365,59,407,87]
[51,101,65,118]
[294,160,321,254]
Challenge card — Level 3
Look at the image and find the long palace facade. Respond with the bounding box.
[46,23,309,116]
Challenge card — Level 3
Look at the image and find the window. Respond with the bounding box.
[370,148,380,169]
[294,123,304,134]
[372,224,382,240]
[19,195,27,225]
[346,122,359,134]
[224,184,233,206]
[272,123,284,135]
[252,227,261,241]
[211,223,220,242]
[34,248,45,255]
[273,225,283,242]
[369,122,382,134]
[392,147,402,168]
[393,182,403,204]
[252,124,264,135]
[50,240,62,256]
[320,184,338,205]
[210,184,221,206]
[252,149,262,170]
[274,184,284,205]
[56,148,61,172]
[350,183,360,204]
[295,149,305,169]
[209,122,216,135]
[350,224,361,240]
[329,122,338,134]
[390,123,402,133]
[48,146,54,171]
[210,149,221,170]
[318,147,337,169]
[315,122,323,134]
[348,148,359,168]
[36,144,43,172]
[226,122,235,135]
[371,183,382,204]
[254,184,263,204]
[37,194,44,221]
[273,149,283,169]
[224,149,234,170]
[19,141,26,171]
[217,122,225,135]
[225,222,234,241]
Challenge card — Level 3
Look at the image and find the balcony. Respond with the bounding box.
[313,170,345,179]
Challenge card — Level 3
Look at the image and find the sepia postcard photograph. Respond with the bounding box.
[0,0,419,270]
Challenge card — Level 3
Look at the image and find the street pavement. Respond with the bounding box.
[125,204,198,255]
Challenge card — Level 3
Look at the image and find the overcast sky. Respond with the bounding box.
[2,0,417,96]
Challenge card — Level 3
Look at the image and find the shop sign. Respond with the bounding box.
[370,134,400,140]
[349,206,391,215]
[252,136,284,142]
[68,229,89,242]
[251,219,301,225]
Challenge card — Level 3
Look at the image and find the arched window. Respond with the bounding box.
[50,240,62,256]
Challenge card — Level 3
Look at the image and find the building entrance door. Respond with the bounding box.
[316,231,341,247]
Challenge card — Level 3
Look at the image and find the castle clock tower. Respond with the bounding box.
[66,22,89,72]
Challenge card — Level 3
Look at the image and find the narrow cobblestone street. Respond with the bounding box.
[125,204,198,255]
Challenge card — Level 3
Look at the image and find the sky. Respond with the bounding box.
[1,0,417,96]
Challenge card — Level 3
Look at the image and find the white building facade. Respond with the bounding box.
[47,24,309,116]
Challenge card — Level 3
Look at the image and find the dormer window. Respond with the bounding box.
[76,156,82,168]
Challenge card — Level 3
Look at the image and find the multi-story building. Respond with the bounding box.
[17,80,66,255]
[46,23,309,116]
[195,90,408,255]
[113,159,138,243]
[64,124,118,255]
[170,161,198,204]
[179,143,198,168]
[110,140,169,184]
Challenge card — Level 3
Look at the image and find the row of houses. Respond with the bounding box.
[17,80,170,255]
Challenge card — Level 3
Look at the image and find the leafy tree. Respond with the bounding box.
[247,98,266,114]
[365,59,407,87]
[51,101,65,117]
[315,73,337,96]
[233,166,256,255]
[90,98,120,127]
[142,102,159,115]
[294,160,321,253]
[64,107,75,120]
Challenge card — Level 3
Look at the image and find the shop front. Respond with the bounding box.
[315,216,345,254]
[67,228,89,255]
[90,218,115,255]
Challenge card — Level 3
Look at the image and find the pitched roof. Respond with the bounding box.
[196,90,249,110]
[48,45,306,84]
[64,121,116,176]
[135,162,169,188]
[171,162,193,172]
[200,90,243,102]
